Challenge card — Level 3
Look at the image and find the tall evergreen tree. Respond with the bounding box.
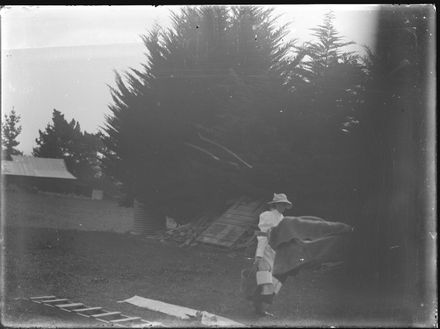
[1,108,23,159]
[102,5,295,219]
[293,10,365,139]
[270,11,367,201]
[304,11,355,81]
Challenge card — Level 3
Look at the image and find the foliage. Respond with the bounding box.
[283,11,366,153]
[1,109,23,159]
[102,6,372,221]
[304,11,355,81]
[33,109,101,184]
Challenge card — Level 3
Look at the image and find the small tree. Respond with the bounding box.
[1,108,23,160]
[304,11,355,81]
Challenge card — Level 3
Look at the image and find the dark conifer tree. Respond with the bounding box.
[33,109,101,184]
[101,6,295,219]
[1,109,23,159]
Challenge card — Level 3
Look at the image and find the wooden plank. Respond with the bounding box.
[74,307,103,312]
[217,227,246,242]
[224,225,247,238]
[203,227,229,240]
[218,228,247,246]
[56,303,83,308]
[210,240,234,247]
[212,225,236,242]
[110,317,142,323]
[224,206,260,214]
[219,213,255,222]
[91,312,121,318]
[221,200,262,216]
[197,236,222,244]
[205,222,228,231]
[219,218,257,227]
[198,236,221,244]
[197,223,228,238]
[42,299,69,303]
[202,223,246,236]
[232,206,260,213]
[234,201,263,209]
[226,201,258,213]
[220,216,255,223]
[218,209,259,220]
[199,224,237,237]
[198,236,231,247]
[30,296,56,300]
[227,211,259,217]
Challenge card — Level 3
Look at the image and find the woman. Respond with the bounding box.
[252,193,292,317]
[249,193,354,317]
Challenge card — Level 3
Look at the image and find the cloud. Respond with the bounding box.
[2,5,378,50]
[1,5,379,154]
[1,5,178,49]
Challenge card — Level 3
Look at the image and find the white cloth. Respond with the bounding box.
[255,209,284,258]
[254,209,284,296]
[120,295,245,327]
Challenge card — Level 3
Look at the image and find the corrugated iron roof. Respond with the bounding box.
[197,198,265,247]
[1,155,76,180]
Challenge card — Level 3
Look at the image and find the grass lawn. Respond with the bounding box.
[1,190,432,327]
[3,189,133,233]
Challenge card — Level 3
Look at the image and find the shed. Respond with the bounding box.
[2,155,76,193]
[2,155,76,179]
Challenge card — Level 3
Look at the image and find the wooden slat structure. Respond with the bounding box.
[29,295,163,327]
[196,198,265,247]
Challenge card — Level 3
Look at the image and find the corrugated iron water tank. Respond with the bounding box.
[132,199,165,235]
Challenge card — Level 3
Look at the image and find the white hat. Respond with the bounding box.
[267,193,292,208]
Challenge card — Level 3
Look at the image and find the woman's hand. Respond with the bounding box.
[254,256,263,267]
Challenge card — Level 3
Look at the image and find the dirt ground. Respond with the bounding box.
[1,190,434,327]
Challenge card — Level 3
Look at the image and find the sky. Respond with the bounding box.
[1,5,380,154]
